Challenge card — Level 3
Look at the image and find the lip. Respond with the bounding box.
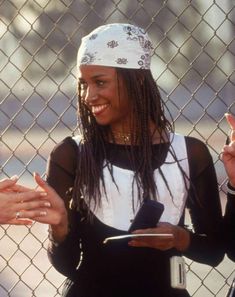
[90,103,110,116]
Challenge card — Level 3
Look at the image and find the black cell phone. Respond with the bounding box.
[128,200,164,233]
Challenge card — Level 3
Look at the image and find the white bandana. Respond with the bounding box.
[77,23,153,69]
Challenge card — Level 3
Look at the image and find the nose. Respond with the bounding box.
[83,86,98,105]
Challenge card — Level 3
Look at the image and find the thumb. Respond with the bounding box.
[34,172,55,195]
[225,113,235,130]
[34,172,48,189]
[225,113,235,142]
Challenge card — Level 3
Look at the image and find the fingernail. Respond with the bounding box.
[44,202,51,207]
[34,172,41,178]
[40,211,47,216]
[40,192,47,197]
[10,175,19,181]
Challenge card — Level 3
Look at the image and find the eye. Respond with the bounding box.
[96,80,105,87]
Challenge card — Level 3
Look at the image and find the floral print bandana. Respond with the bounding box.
[77,23,154,69]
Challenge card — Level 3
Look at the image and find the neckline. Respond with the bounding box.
[105,132,173,147]
[104,133,176,172]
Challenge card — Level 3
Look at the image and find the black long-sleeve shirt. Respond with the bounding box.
[223,189,235,262]
[46,135,224,297]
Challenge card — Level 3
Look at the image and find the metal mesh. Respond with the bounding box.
[0,0,234,296]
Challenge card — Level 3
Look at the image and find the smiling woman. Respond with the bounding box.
[78,65,131,129]
[30,23,224,297]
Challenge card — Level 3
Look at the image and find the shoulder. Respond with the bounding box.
[184,136,213,175]
[170,133,209,152]
[48,136,78,171]
[184,136,211,157]
[170,133,208,154]
[50,136,78,157]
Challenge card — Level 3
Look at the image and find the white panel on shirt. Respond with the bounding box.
[73,133,190,231]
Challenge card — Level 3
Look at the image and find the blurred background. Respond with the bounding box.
[0,0,234,296]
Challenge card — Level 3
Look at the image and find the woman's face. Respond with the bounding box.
[78,65,132,131]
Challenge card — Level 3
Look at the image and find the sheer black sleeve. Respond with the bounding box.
[46,137,81,278]
[182,137,224,266]
[223,186,235,262]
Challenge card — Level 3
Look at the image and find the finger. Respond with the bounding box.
[34,172,66,212]
[10,184,34,193]
[13,218,33,225]
[7,218,33,225]
[223,142,235,156]
[34,172,57,197]
[225,113,235,141]
[16,209,48,220]
[19,210,61,225]
[128,239,150,247]
[0,177,18,190]
[34,172,50,191]
[19,199,51,210]
[225,113,235,130]
[13,191,47,203]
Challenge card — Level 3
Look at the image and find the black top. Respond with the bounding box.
[46,136,224,297]
[223,188,235,262]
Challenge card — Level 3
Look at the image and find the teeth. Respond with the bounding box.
[91,104,109,113]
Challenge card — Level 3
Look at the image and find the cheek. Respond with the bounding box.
[119,97,132,113]
[117,85,131,110]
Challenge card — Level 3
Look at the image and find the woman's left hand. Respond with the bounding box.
[128,222,190,251]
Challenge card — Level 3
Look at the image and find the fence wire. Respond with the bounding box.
[0,0,235,296]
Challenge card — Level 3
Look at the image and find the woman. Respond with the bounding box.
[34,23,224,297]
[0,176,49,224]
[222,113,235,261]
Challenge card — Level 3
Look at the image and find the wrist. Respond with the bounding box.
[174,227,190,252]
[49,216,69,244]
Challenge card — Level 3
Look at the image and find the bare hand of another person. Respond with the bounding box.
[128,222,190,252]
[222,113,235,188]
[0,177,50,225]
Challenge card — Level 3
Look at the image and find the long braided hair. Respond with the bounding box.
[74,68,173,209]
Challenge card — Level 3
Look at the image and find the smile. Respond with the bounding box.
[91,104,110,116]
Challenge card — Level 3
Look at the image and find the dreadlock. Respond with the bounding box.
[74,68,173,209]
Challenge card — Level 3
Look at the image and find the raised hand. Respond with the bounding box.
[33,173,68,225]
[222,113,235,187]
[33,172,69,242]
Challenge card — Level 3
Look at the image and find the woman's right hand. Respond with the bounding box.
[34,172,69,242]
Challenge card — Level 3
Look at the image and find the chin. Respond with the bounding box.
[95,118,110,126]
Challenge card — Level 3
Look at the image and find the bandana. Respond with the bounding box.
[77,23,154,69]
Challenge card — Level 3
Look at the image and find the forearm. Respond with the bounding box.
[223,185,235,261]
[46,138,80,276]
[182,231,224,266]
[186,160,224,266]
[46,144,77,241]
[48,225,81,278]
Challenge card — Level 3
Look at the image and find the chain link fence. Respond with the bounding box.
[0,0,234,296]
